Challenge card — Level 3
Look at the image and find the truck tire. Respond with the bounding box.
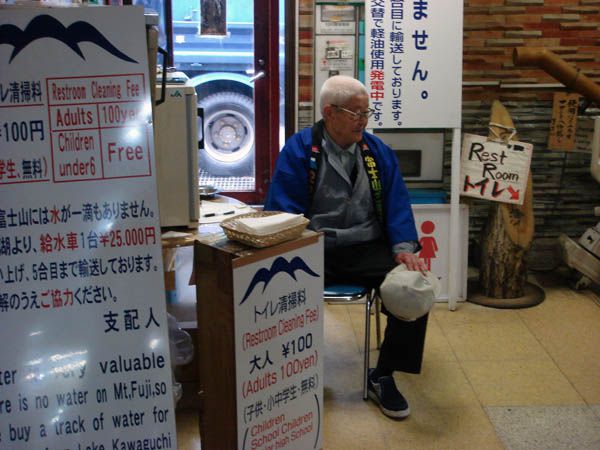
[198,91,255,177]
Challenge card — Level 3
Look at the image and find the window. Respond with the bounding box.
[137,0,284,204]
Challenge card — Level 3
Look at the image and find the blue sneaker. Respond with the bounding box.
[367,369,410,419]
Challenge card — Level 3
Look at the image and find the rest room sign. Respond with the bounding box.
[460,133,533,205]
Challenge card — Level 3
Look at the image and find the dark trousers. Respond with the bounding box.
[325,240,428,374]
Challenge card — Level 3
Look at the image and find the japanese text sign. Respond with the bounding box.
[365,0,463,128]
[0,6,177,449]
[460,134,533,205]
[548,92,580,151]
[233,241,324,450]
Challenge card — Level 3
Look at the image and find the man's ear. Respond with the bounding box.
[322,104,334,121]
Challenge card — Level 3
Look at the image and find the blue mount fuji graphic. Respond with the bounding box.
[240,256,320,305]
[0,14,137,63]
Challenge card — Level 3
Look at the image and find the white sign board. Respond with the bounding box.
[460,134,533,205]
[365,0,463,128]
[0,6,177,449]
[413,204,468,302]
[233,239,324,450]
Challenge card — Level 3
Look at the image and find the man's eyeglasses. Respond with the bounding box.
[332,104,374,121]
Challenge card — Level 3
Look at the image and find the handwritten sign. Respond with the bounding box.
[0,6,176,449]
[460,134,533,205]
[548,92,579,151]
[233,241,324,450]
[365,0,462,128]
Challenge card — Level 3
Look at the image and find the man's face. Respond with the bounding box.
[323,94,370,148]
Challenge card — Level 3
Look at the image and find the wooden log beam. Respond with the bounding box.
[479,100,535,298]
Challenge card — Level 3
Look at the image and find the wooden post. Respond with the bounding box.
[476,100,540,303]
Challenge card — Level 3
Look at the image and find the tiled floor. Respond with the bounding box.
[175,271,600,449]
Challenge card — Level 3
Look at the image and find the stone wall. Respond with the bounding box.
[455,103,598,240]
[461,0,600,246]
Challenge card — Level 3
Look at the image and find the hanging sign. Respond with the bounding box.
[460,134,533,205]
[548,92,579,151]
[233,241,324,450]
[0,5,177,449]
[365,0,463,128]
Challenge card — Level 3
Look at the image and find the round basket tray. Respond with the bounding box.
[220,211,309,248]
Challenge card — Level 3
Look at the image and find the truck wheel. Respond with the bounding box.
[198,92,254,177]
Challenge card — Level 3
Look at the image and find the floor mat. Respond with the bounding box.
[486,405,600,450]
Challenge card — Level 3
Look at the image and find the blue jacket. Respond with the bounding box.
[265,127,418,249]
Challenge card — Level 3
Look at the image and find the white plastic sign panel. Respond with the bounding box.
[233,238,324,450]
[0,6,177,449]
[413,204,468,302]
[365,0,463,128]
[460,134,533,205]
[315,5,356,35]
[314,34,356,121]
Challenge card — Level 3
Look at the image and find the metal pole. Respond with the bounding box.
[448,127,462,311]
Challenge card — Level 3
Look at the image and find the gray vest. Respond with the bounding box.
[307,138,383,249]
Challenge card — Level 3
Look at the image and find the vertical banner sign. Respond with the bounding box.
[548,92,580,151]
[233,240,324,450]
[365,0,462,128]
[0,6,177,449]
[460,134,533,205]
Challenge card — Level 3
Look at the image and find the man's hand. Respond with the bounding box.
[394,252,427,274]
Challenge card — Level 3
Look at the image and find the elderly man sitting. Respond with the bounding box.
[265,75,428,419]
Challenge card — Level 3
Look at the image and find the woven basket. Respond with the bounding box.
[220,211,309,248]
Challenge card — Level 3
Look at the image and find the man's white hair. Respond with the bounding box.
[319,75,368,115]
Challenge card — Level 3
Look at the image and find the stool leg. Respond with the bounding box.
[375,294,382,350]
[363,291,371,401]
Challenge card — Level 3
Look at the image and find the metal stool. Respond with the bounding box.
[324,284,382,400]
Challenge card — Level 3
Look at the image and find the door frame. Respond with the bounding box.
[232,0,280,204]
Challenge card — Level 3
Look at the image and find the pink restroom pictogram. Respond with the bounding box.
[418,220,438,271]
